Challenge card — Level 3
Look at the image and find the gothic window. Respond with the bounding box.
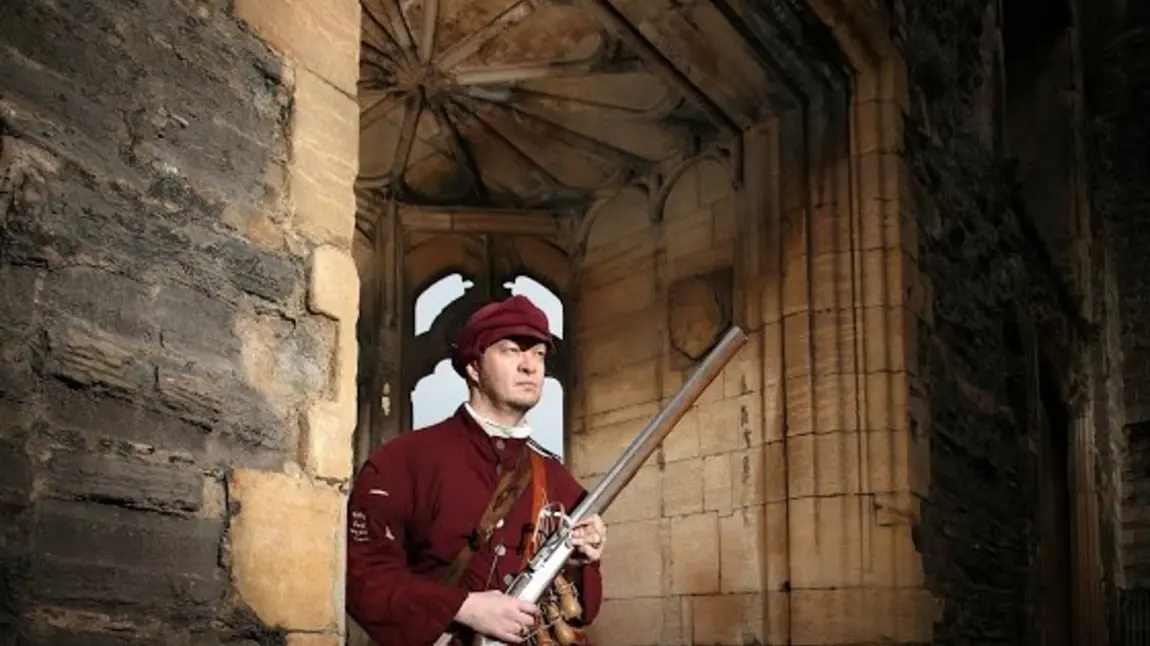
[408,271,568,460]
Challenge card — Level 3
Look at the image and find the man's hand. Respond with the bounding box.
[455,590,539,643]
[569,514,607,564]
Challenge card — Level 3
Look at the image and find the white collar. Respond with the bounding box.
[464,403,532,440]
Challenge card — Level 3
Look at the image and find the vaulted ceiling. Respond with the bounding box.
[355,0,850,233]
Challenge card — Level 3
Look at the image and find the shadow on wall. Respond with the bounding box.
[0,1,339,642]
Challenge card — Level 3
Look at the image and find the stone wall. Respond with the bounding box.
[1082,0,1150,591]
[571,26,930,639]
[899,0,1114,643]
[571,155,753,645]
[0,1,360,643]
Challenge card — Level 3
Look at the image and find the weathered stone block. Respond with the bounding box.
[690,594,746,645]
[603,465,661,523]
[40,267,155,341]
[0,265,37,336]
[43,382,208,455]
[227,468,343,631]
[288,70,358,247]
[599,519,663,598]
[586,597,663,646]
[702,453,732,512]
[584,359,660,416]
[718,506,765,593]
[300,245,359,479]
[28,558,225,620]
[45,320,155,395]
[0,441,31,508]
[46,452,204,515]
[669,513,719,594]
[234,0,360,95]
[661,459,704,516]
[33,500,224,575]
[578,307,664,377]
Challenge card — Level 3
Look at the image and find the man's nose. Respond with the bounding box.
[518,355,539,373]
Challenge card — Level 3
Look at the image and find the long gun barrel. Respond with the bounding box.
[475,325,749,646]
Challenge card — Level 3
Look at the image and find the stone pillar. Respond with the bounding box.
[755,3,938,641]
[229,2,362,642]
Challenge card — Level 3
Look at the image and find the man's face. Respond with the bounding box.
[468,336,547,413]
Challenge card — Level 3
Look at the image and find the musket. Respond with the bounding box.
[475,326,749,646]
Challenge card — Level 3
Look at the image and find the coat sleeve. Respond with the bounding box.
[346,449,470,645]
[551,464,604,625]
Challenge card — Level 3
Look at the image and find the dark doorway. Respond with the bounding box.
[1037,363,1074,646]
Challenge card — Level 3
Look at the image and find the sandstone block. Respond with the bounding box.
[234,0,360,95]
[787,495,868,589]
[764,501,790,591]
[585,597,663,646]
[228,468,344,631]
[730,447,766,507]
[719,506,766,593]
[289,70,358,247]
[786,432,860,498]
[722,328,763,398]
[662,459,704,516]
[784,373,859,435]
[866,370,908,431]
[703,453,732,512]
[301,245,359,479]
[572,410,656,477]
[697,394,759,456]
[578,306,663,377]
[691,594,748,645]
[663,596,692,645]
[577,266,658,331]
[584,359,661,417]
[669,512,719,594]
[604,465,661,523]
[599,519,663,598]
[660,406,702,462]
[789,587,935,645]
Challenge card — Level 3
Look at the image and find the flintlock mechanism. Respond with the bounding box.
[472,326,749,646]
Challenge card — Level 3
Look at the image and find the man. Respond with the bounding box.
[346,295,608,646]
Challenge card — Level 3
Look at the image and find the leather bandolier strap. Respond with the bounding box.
[441,449,541,587]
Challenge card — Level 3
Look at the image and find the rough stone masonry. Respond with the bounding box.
[0,0,360,643]
[2,0,1150,645]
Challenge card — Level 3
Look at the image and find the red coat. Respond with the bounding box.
[346,407,604,646]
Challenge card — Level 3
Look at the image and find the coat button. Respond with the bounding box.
[503,573,514,586]
[494,544,507,556]
[495,439,506,450]
[495,464,503,476]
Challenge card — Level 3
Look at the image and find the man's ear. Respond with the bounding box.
[465,360,481,385]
